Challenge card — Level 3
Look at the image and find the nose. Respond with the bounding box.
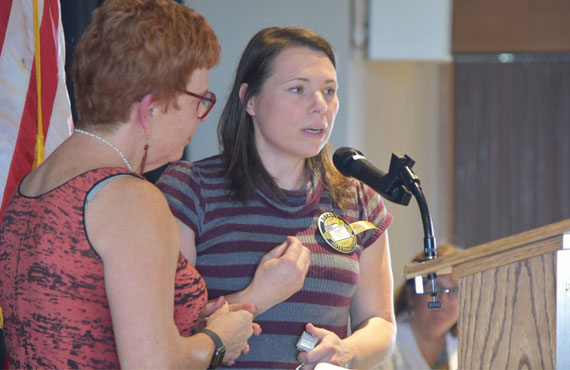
[311,91,328,114]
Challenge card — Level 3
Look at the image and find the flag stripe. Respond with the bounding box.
[0,1,36,210]
[0,1,14,52]
[0,0,65,216]
[45,3,73,156]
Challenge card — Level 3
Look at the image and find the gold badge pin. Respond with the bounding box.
[318,212,358,254]
[318,212,380,254]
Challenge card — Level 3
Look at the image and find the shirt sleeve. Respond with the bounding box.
[356,181,393,249]
[155,161,205,237]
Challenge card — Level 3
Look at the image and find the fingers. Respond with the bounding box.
[281,236,305,259]
[298,324,344,365]
[264,236,309,264]
[260,241,289,261]
[280,238,311,278]
[209,310,254,363]
[252,322,262,336]
[287,238,311,264]
[202,296,227,317]
[297,351,309,364]
[229,302,257,314]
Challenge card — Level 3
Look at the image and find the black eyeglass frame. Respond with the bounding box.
[184,90,216,119]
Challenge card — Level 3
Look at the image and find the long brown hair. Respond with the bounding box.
[217,27,352,207]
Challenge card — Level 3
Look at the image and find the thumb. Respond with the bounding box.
[305,323,327,340]
[215,299,230,314]
[261,240,289,260]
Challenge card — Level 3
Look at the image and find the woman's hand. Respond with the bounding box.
[297,323,350,369]
[242,236,311,315]
[204,298,259,363]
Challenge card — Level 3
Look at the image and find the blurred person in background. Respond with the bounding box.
[375,245,461,370]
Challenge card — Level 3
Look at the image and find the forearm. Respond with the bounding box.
[116,325,215,369]
[223,237,310,317]
[169,333,214,369]
[342,316,396,369]
[223,286,270,317]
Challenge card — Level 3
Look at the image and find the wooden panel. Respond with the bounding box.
[453,60,570,249]
[457,253,557,369]
[453,0,570,53]
[557,249,570,368]
[405,219,570,279]
[452,234,562,279]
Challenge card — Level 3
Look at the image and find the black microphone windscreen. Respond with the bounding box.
[333,147,363,177]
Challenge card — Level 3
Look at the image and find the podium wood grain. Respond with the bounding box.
[458,253,556,369]
[404,219,570,369]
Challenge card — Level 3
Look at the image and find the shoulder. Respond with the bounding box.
[158,155,225,187]
[105,175,168,203]
[88,176,175,232]
[155,155,232,226]
[354,180,383,205]
[86,176,178,253]
[331,178,380,207]
[338,180,390,222]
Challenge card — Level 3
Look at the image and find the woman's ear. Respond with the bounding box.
[239,83,256,116]
[138,94,154,134]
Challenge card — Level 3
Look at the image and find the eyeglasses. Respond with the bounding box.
[184,90,216,119]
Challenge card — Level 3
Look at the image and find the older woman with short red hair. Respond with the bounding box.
[0,0,258,368]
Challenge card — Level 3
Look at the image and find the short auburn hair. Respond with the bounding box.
[72,0,220,127]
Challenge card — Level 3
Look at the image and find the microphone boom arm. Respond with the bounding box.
[387,153,441,308]
[397,164,437,259]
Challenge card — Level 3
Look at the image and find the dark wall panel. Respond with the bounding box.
[453,1,570,53]
[453,58,570,248]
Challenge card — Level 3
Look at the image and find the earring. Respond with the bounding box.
[148,108,154,117]
[140,143,149,175]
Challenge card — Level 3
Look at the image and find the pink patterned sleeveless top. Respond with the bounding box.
[0,168,207,369]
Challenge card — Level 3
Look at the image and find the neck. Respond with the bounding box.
[409,318,447,366]
[74,128,134,172]
[262,157,307,190]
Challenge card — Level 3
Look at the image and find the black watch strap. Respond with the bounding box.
[198,328,226,369]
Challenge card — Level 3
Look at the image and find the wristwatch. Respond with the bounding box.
[198,328,226,369]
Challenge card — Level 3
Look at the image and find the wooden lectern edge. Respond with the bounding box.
[404,257,454,279]
[404,218,570,280]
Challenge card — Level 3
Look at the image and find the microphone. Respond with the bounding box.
[334,147,441,307]
[333,147,412,205]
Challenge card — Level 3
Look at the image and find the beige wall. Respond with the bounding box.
[347,57,453,286]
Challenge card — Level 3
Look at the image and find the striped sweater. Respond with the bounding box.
[157,155,392,369]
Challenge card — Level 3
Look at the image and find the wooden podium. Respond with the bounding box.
[405,219,570,369]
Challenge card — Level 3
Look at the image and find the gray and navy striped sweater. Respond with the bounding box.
[157,154,392,369]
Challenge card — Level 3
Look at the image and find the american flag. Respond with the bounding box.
[0,0,72,217]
